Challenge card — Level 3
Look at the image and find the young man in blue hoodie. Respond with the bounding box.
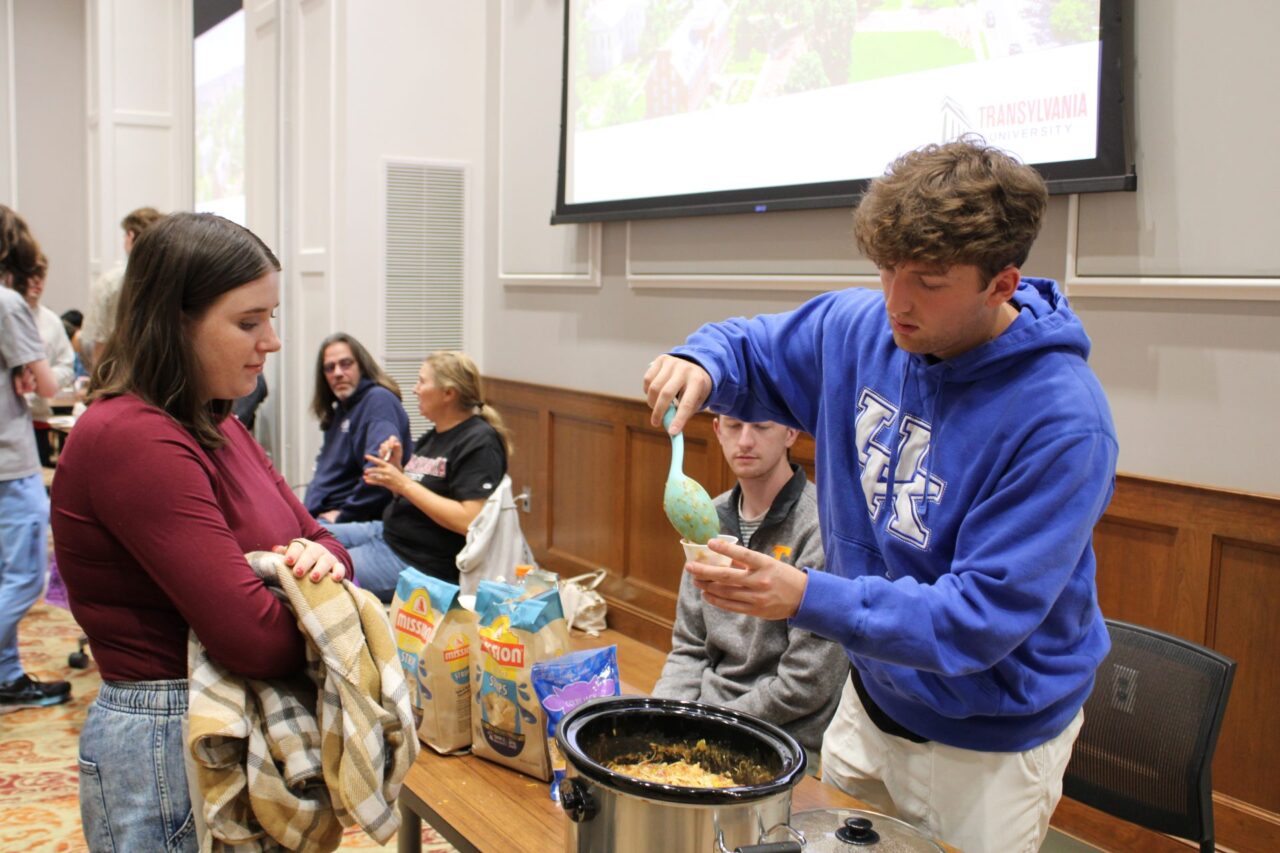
[643,138,1117,852]
[304,333,412,523]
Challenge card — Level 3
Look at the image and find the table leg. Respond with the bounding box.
[398,801,421,853]
[397,785,479,853]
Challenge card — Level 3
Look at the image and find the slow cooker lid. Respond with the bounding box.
[787,808,945,852]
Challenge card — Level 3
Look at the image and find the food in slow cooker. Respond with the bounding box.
[606,758,736,788]
[603,738,752,788]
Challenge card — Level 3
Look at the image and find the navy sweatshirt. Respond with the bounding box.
[304,379,411,522]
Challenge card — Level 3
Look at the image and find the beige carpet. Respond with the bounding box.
[0,601,454,852]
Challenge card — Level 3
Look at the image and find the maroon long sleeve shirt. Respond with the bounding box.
[51,394,353,682]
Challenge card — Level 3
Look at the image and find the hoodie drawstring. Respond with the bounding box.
[891,360,945,522]
[922,373,944,520]
[885,362,911,519]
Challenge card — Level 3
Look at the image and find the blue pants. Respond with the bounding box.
[78,679,196,852]
[0,473,49,683]
[322,520,408,602]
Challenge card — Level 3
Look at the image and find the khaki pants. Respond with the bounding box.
[820,678,1083,853]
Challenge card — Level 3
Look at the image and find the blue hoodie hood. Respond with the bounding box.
[894,278,1093,522]
[674,278,1117,752]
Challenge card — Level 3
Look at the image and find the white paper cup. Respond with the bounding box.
[681,534,738,567]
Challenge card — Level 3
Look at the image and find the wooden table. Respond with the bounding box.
[49,390,80,410]
[396,628,957,853]
[40,413,77,472]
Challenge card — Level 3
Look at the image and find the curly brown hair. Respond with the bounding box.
[853,137,1048,284]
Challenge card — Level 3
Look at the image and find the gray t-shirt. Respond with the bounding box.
[1,287,44,480]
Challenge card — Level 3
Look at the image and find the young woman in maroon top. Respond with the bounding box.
[51,213,352,851]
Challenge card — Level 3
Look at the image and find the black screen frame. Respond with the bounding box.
[552,0,1135,225]
[194,0,242,38]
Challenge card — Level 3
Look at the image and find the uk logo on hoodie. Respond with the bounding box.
[854,388,945,550]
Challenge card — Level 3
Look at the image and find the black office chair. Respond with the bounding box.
[1064,618,1236,853]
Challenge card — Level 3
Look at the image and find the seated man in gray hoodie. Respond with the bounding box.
[652,415,847,764]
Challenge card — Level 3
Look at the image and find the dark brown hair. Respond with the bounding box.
[310,332,403,430]
[853,136,1048,282]
[0,205,46,296]
[91,212,281,449]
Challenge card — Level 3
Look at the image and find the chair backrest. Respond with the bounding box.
[1064,618,1236,853]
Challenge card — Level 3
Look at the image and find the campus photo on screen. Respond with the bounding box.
[564,0,1103,207]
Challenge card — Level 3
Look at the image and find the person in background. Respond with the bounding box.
[232,372,268,434]
[652,415,847,764]
[304,332,411,523]
[7,255,76,467]
[0,204,70,708]
[51,213,351,849]
[60,309,89,381]
[643,138,1117,852]
[81,206,163,367]
[326,351,510,601]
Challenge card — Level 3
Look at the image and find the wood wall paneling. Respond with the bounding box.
[548,412,618,573]
[1061,478,1280,851]
[792,440,816,485]
[485,379,1280,853]
[1091,518,1197,638]
[623,425,685,605]
[1051,799,1205,853]
[1213,792,1280,852]
[1212,539,1280,813]
[499,403,543,552]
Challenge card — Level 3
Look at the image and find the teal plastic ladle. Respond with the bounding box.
[662,403,720,544]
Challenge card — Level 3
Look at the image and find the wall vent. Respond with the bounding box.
[384,160,466,437]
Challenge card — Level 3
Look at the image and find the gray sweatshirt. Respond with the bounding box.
[653,465,848,752]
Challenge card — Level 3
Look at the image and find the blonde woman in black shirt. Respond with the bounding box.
[324,351,512,600]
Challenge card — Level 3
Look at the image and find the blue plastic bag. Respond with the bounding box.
[531,646,620,801]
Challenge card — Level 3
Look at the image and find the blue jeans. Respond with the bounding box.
[0,473,49,683]
[78,679,197,852]
[322,520,408,602]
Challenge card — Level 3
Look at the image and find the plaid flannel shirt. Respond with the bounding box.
[187,552,418,852]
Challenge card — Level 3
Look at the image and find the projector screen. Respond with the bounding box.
[553,0,1133,224]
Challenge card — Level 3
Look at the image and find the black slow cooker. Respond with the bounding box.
[556,696,807,852]
[555,696,945,852]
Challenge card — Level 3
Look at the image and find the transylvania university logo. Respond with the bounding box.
[855,389,945,549]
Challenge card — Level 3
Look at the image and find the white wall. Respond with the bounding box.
[480,0,1280,497]
[0,1,12,207]
[1074,297,1280,493]
[4,0,88,316]
[3,0,191,334]
[339,0,487,357]
[271,0,342,486]
[258,0,489,486]
[85,0,192,280]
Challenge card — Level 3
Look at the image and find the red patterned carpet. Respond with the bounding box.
[0,602,454,852]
